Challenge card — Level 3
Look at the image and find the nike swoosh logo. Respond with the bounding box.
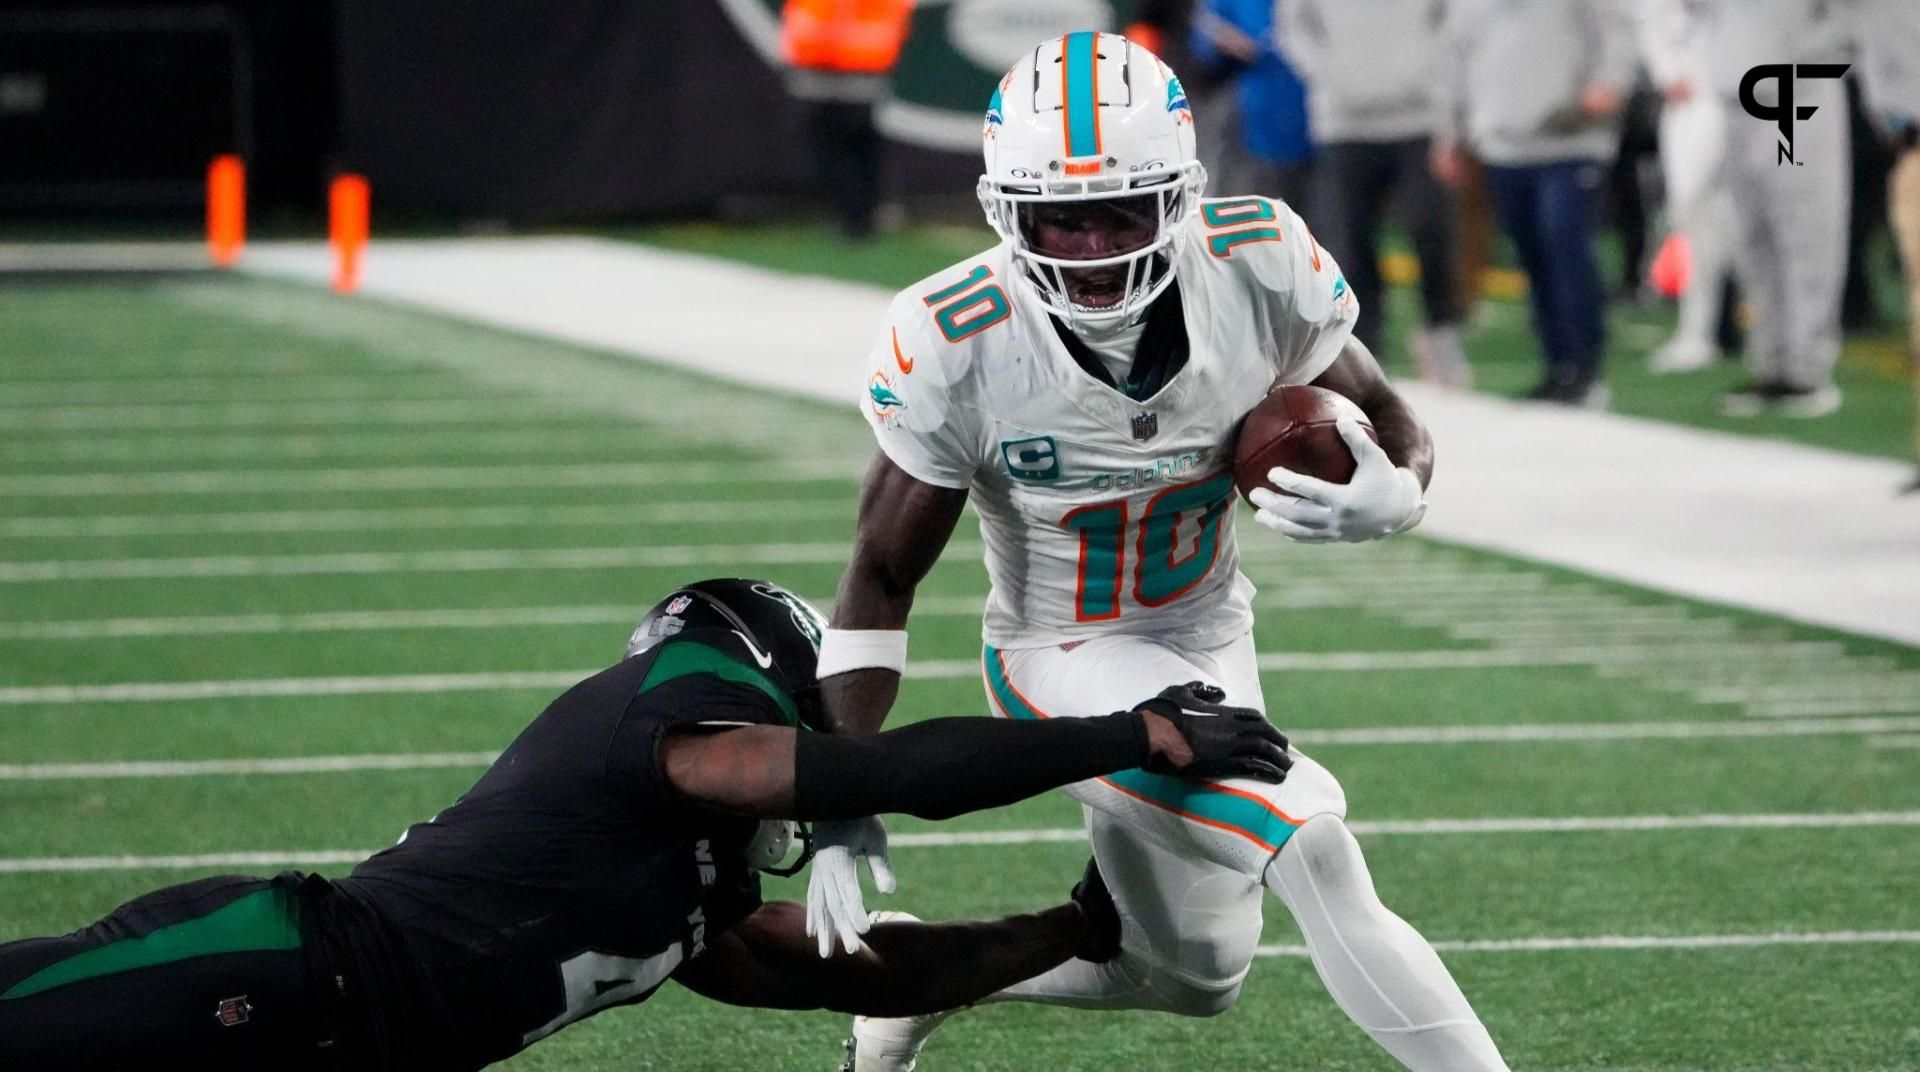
[732,630,774,669]
[891,327,914,374]
[593,978,633,997]
[1180,708,1218,717]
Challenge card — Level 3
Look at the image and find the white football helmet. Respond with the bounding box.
[978,32,1206,329]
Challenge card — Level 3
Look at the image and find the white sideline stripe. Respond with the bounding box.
[0,752,499,780]
[7,717,1912,778]
[7,810,1919,873]
[0,540,989,584]
[0,459,863,497]
[1253,930,1920,959]
[0,499,855,539]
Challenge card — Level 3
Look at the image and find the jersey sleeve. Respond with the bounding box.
[606,635,790,810]
[1239,201,1360,387]
[857,294,979,491]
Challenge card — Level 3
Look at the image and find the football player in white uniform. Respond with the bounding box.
[807,33,1506,1072]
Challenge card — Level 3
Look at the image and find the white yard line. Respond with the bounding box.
[6,809,1917,873]
[0,397,583,432]
[0,752,498,780]
[1299,714,1920,745]
[1253,929,1920,959]
[0,606,649,641]
[0,427,661,465]
[0,499,856,539]
[0,540,977,584]
[0,459,863,497]
[0,374,469,406]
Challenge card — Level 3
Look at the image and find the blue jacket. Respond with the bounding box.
[1189,0,1313,165]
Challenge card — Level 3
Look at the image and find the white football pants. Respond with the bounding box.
[980,633,1505,1070]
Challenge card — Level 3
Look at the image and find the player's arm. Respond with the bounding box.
[1311,337,1434,489]
[819,451,969,738]
[674,861,1119,1015]
[1251,336,1433,544]
[659,683,1289,821]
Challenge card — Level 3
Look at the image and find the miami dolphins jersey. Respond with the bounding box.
[860,196,1358,650]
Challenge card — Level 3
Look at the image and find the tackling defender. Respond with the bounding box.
[0,579,1287,1068]
[808,33,1507,1071]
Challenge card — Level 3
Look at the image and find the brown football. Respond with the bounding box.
[1231,383,1377,504]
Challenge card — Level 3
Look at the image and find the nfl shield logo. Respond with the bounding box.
[1130,412,1158,441]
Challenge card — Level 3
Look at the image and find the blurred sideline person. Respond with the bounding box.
[1853,0,1920,488]
[814,33,1507,1073]
[780,0,914,240]
[0,580,1290,1068]
[1640,0,1740,374]
[1279,0,1471,387]
[1190,0,1315,208]
[1434,0,1637,407]
[1679,0,1854,419]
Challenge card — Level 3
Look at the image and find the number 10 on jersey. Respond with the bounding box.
[1060,472,1236,621]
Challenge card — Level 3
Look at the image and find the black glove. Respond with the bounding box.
[1136,681,1291,784]
[1069,857,1122,963]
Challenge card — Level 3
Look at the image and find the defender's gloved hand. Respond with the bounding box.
[1135,682,1291,784]
[1250,417,1426,543]
[804,815,896,957]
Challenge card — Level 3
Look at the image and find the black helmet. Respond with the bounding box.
[625,578,827,730]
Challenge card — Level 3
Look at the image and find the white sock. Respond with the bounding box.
[1265,815,1508,1072]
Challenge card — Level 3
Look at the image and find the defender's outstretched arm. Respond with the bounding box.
[676,861,1122,1017]
[658,684,1290,820]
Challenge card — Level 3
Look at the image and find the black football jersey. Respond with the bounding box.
[331,630,785,1067]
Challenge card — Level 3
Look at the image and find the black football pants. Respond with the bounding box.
[0,873,344,1068]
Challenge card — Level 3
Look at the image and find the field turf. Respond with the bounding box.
[1,271,1917,1070]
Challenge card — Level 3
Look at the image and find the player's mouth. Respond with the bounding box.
[1063,269,1127,310]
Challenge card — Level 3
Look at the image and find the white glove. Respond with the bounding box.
[1249,417,1427,543]
[804,815,896,957]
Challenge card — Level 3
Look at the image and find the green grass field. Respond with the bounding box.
[1,263,1918,1070]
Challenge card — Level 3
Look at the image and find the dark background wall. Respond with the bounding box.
[0,0,984,224]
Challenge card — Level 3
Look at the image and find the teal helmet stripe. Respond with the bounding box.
[1062,31,1100,158]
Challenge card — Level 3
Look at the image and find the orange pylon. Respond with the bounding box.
[330,173,370,294]
[206,155,245,269]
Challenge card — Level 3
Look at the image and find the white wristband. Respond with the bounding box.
[816,628,910,679]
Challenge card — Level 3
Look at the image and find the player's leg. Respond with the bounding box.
[1400,136,1472,385]
[1263,815,1506,1070]
[1720,113,1794,401]
[0,874,340,1068]
[844,635,1285,1070]
[1188,636,1506,1070]
[1533,160,1608,396]
[1772,74,1850,407]
[984,805,1263,1014]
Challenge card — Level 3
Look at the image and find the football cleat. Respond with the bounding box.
[839,912,962,1072]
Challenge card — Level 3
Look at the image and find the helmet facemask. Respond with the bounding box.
[979,161,1205,332]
